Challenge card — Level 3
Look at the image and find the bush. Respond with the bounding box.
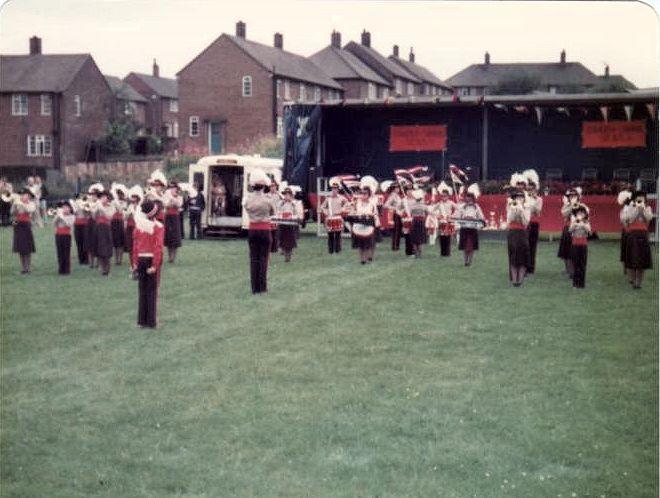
[235,136,283,159]
[165,155,200,182]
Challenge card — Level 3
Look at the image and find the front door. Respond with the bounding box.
[209,122,222,154]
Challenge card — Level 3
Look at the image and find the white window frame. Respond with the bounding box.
[460,87,470,96]
[367,83,377,99]
[382,87,390,99]
[314,86,321,102]
[40,94,52,116]
[169,99,178,112]
[26,135,52,157]
[395,79,402,95]
[549,86,557,94]
[173,120,179,138]
[164,122,173,138]
[299,83,306,102]
[124,101,133,116]
[189,116,200,137]
[12,94,28,116]
[276,116,283,138]
[407,82,414,96]
[284,80,291,100]
[74,95,82,116]
[242,75,252,97]
[276,79,281,98]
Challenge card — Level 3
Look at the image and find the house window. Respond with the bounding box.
[124,101,133,115]
[169,99,178,112]
[368,83,376,99]
[189,116,200,137]
[549,86,557,94]
[242,76,252,97]
[164,123,173,137]
[314,86,321,102]
[299,83,306,101]
[276,116,283,138]
[284,80,291,99]
[395,79,402,95]
[74,95,82,116]
[407,82,414,96]
[12,94,28,115]
[460,87,470,96]
[40,94,52,116]
[173,121,179,138]
[26,135,52,157]
[276,79,281,98]
[382,87,390,99]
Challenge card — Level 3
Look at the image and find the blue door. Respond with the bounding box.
[210,122,222,154]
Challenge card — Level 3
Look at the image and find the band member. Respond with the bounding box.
[124,185,143,260]
[276,187,303,262]
[146,170,167,223]
[53,201,75,275]
[568,205,591,288]
[188,183,205,240]
[25,176,44,228]
[433,182,456,257]
[623,191,653,289]
[409,189,429,258]
[131,200,165,328]
[350,176,379,264]
[558,187,581,277]
[384,183,404,251]
[0,178,12,226]
[85,183,103,269]
[11,188,36,274]
[320,179,347,254]
[456,185,485,266]
[506,190,531,286]
[244,171,275,294]
[523,169,542,274]
[617,190,633,278]
[110,183,128,265]
[94,191,116,276]
[267,181,280,253]
[163,182,183,263]
[211,177,227,216]
[72,194,89,265]
[397,184,415,256]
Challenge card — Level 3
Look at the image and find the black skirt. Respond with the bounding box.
[557,226,572,259]
[625,230,652,270]
[278,225,297,251]
[508,228,531,268]
[13,221,35,255]
[95,223,113,258]
[85,219,97,257]
[124,224,134,253]
[164,214,182,248]
[355,233,375,250]
[411,218,426,245]
[111,219,125,248]
[458,228,479,251]
[619,230,628,263]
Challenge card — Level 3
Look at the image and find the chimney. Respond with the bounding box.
[331,30,341,49]
[361,30,371,47]
[409,47,415,63]
[152,59,159,78]
[236,20,246,38]
[560,49,566,64]
[393,45,399,57]
[29,36,41,55]
[484,51,490,65]
[604,65,610,78]
[274,32,283,49]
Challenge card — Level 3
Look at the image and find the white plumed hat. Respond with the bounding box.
[148,169,168,187]
[127,185,144,201]
[248,169,270,187]
[617,190,632,206]
[88,182,104,194]
[359,175,378,193]
[466,183,481,199]
[437,181,453,195]
[510,172,527,187]
[522,169,539,187]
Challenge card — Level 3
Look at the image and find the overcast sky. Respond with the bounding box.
[1,0,658,88]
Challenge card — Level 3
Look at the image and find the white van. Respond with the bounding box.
[188,154,282,235]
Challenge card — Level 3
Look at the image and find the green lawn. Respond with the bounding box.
[1,226,657,497]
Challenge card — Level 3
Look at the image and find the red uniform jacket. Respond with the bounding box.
[132,221,165,270]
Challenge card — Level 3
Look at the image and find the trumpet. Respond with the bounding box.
[635,198,646,208]
[1,191,18,204]
[46,207,57,217]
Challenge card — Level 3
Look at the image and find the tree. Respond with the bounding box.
[100,120,135,156]
[491,71,542,95]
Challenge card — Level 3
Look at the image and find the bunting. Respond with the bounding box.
[624,105,634,122]
[556,107,570,116]
[600,106,609,122]
[535,106,543,125]
[646,103,656,121]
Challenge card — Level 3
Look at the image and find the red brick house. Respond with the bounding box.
[177,21,343,155]
[124,61,179,151]
[388,46,452,96]
[344,31,422,97]
[0,36,113,173]
[104,75,148,132]
[309,31,391,99]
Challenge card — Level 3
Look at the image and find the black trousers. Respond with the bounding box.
[137,256,158,327]
[528,222,539,273]
[439,235,451,256]
[55,234,71,274]
[180,211,185,239]
[73,224,88,264]
[391,214,402,251]
[0,203,10,226]
[328,231,342,253]
[571,245,588,288]
[189,212,202,239]
[270,228,278,253]
[404,233,413,256]
[249,229,271,293]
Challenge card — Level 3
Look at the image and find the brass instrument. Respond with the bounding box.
[1,191,18,204]
[635,198,646,208]
[46,207,57,217]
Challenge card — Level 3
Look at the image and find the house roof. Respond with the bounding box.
[445,62,601,88]
[597,74,637,90]
[343,41,421,84]
[128,72,178,99]
[309,46,390,86]
[104,75,148,102]
[0,54,90,92]
[225,35,343,90]
[388,56,450,89]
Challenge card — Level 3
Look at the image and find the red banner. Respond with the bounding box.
[581,120,646,148]
[389,125,447,152]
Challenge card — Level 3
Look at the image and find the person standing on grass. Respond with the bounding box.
[409,189,429,259]
[94,191,115,276]
[350,178,379,265]
[384,183,404,251]
[72,194,89,265]
[53,201,74,275]
[132,200,164,328]
[85,184,103,269]
[11,188,36,274]
[456,186,485,267]
[568,205,591,289]
[267,181,280,254]
[188,183,205,240]
[321,179,347,254]
[617,190,633,280]
[163,182,183,263]
[524,169,542,274]
[124,186,144,262]
[623,190,654,290]
[276,187,302,263]
[558,187,581,278]
[506,190,531,287]
[244,171,276,294]
[110,184,127,266]
[433,182,456,257]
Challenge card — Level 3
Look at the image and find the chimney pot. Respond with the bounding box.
[393,45,399,57]
[152,59,159,78]
[409,47,415,63]
[484,51,490,65]
[236,20,246,38]
[560,49,566,64]
[361,30,371,47]
[274,32,283,49]
[604,65,610,78]
[331,30,342,49]
[29,36,41,55]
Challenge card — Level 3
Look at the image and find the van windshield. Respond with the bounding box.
[209,166,243,221]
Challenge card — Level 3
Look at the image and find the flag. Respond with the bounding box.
[600,106,609,122]
[449,164,469,185]
[624,105,633,122]
[556,107,570,116]
[535,107,543,125]
[514,106,529,114]
[646,103,656,121]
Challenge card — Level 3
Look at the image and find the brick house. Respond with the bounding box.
[177,21,344,155]
[388,46,452,96]
[344,31,422,97]
[0,36,113,173]
[124,61,179,151]
[104,75,148,132]
[309,31,391,99]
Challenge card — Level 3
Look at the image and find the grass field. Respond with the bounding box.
[1,225,657,497]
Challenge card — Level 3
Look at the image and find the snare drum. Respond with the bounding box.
[454,219,484,230]
[402,217,412,234]
[325,216,344,232]
[352,223,375,238]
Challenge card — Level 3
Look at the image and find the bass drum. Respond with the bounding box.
[352,223,375,238]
